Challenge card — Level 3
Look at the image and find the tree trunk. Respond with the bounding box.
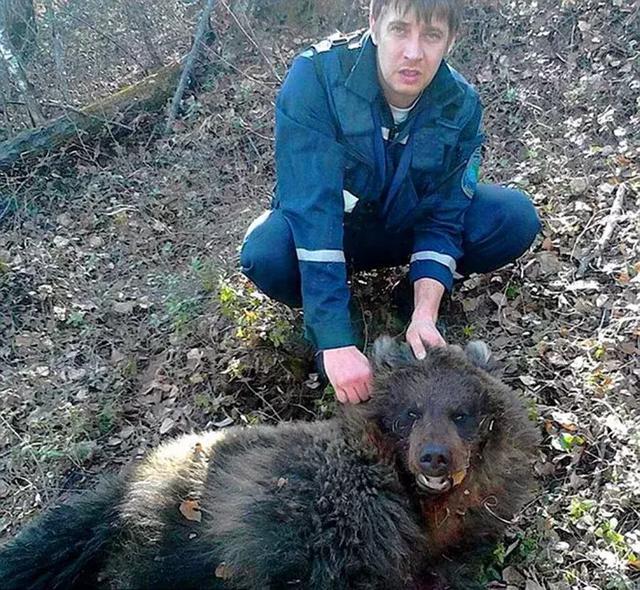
[165,0,217,133]
[0,0,36,59]
[0,16,44,126]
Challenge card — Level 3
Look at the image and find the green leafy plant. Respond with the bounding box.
[506,284,520,300]
[217,276,295,349]
[462,324,475,338]
[97,403,117,435]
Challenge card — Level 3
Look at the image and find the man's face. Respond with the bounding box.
[370,5,454,108]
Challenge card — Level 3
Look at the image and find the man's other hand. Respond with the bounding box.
[406,316,446,360]
[322,346,373,404]
[408,278,446,360]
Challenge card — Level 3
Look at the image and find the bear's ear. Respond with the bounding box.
[464,341,493,371]
[371,336,415,369]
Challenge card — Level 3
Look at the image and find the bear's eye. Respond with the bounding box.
[391,408,421,433]
[452,412,468,423]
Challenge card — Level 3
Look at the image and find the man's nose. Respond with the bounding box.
[403,35,423,61]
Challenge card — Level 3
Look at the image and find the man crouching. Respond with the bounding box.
[240,0,540,403]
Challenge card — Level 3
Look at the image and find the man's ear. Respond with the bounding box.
[446,34,456,55]
[369,11,378,45]
[371,336,415,370]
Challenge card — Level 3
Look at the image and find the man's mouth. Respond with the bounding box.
[399,69,421,83]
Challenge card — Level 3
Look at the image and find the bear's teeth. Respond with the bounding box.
[427,477,448,490]
[417,474,449,491]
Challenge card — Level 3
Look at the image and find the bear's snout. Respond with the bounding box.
[419,443,451,477]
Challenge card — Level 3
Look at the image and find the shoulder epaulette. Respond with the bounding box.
[302,29,366,57]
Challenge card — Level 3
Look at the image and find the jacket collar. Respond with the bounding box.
[344,32,464,108]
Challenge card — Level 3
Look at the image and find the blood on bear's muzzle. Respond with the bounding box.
[415,443,468,495]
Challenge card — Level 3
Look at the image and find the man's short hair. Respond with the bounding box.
[370,0,462,37]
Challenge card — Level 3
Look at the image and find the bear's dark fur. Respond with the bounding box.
[0,339,539,590]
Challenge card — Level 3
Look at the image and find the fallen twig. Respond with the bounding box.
[576,182,627,277]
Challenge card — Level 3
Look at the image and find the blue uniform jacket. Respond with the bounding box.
[273,32,484,350]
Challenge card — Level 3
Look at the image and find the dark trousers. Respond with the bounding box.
[240,184,540,308]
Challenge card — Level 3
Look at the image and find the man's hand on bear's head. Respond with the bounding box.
[406,316,446,360]
[408,277,447,359]
[323,346,373,404]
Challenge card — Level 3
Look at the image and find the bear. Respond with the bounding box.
[0,338,539,590]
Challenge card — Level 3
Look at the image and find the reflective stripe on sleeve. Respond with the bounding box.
[410,251,457,273]
[343,190,359,213]
[296,248,346,263]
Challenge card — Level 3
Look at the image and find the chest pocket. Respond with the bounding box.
[343,150,374,201]
[410,120,462,191]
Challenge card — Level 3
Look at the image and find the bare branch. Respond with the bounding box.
[165,0,218,134]
[219,0,282,83]
[0,0,36,60]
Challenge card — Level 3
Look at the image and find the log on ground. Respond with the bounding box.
[0,62,182,170]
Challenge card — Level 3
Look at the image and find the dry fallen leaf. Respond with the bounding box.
[277,477,288,489]
[490,292,507,307]
[566,279,601,292]
[452,470,466,487]
[541,237,554,251]
[160,417,176,435]
[551,410,579,432]
[618,271,630,285]
[112,301,134,315]
[215,562,233,580]
[193,442,206,461]
[179,499,202,523]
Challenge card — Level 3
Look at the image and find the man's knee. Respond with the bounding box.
[240,211,272,277]
[462,185,540,274]
[473,184,540,248]
[240,210,301,307]
[496,187,541,250]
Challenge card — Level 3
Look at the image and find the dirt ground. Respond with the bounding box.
[0,0,639,588]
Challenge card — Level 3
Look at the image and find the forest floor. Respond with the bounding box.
[0,0,639,588]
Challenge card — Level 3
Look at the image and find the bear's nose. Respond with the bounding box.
[420,444,451,476]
